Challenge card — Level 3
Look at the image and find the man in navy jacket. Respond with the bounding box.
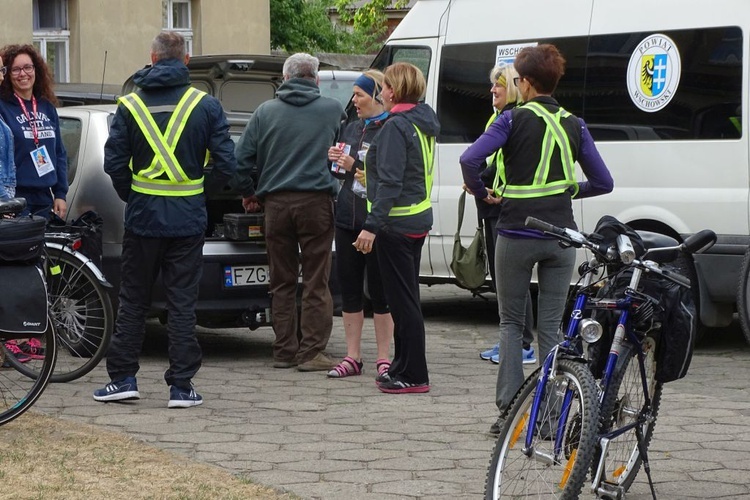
[95,31,236,408]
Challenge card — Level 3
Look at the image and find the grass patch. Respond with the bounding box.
[0,412,294,500]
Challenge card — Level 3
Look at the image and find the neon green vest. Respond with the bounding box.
[118,87,207,196]
[366,124,435,217]
[494,101,579,199]
[483,111,509,196]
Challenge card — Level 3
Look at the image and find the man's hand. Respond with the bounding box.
[53,198,67,219]
[242,195,262,213]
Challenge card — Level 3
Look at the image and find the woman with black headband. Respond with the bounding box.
[327,70,394,380]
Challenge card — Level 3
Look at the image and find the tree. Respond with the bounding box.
[333,0,409,52]
[270,0,350,53]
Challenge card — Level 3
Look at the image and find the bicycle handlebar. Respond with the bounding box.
[524,216,717,289]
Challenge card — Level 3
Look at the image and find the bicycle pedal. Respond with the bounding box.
[596,481,624,500]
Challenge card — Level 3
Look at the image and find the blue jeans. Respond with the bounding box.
[494,235,575,412]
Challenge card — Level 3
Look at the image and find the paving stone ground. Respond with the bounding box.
[35,284,750,499]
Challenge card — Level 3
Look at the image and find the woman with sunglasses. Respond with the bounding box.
[0,44,67,220]
[326,70,394,380]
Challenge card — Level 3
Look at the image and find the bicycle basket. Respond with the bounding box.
[0,216,46,265]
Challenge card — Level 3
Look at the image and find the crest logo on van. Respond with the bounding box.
[627,34,681,113]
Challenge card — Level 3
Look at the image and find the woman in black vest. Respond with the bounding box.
[327,71,393,380]
[460,44,614,433]
[472,63,536,367]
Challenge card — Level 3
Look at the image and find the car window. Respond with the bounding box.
[319,79,354,108]
[219,81,277,113]
[59,117,83,183]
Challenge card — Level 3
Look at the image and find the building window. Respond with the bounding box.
[162,0,194,54]
[33,0,70,83]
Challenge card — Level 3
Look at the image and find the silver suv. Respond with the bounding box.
[58,54,345,329]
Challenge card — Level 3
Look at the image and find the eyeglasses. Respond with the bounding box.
[0,67,6,76]
[513,77,522,86]
[10,65,35,76]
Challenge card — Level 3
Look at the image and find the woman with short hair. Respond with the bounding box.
[460,44,614,431]
[354,62,440,394]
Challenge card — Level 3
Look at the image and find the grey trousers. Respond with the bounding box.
[494,235,575,413]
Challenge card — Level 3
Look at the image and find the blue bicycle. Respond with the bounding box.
[484,216,715,500]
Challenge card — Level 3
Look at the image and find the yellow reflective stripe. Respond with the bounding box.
[118,88,208,196]
[131,175,204,196]
[388,124,435,217]
[500,102,578,199]
[118,93,183,181]
[484,112,499,166]
[524,102,577,185]
[164,88,205,157]
[502,180,574,197]
[145,88,206,180]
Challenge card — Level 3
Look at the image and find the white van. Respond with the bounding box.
[371,0,749,339]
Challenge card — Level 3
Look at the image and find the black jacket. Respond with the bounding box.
[363,103,441,235]
[334,114,387,231]
[104,58,237,237]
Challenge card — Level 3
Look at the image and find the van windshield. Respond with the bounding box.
[371,45,432,81]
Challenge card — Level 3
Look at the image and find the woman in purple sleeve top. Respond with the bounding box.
[459,44,613,434]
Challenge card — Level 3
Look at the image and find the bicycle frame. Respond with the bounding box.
[523,258,654,468]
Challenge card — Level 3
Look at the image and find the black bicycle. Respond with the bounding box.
[2,208,113,383]
[0,198,58,425]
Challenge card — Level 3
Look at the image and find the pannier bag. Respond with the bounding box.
[450,191,487,290]
[48,211,104,269]
[654,273,697,383]
[0,265,48,337]
[589,260,697,384]
[0,215,46,264]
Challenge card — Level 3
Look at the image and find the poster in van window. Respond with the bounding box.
[495,42,537,66]
[626,34,682,113]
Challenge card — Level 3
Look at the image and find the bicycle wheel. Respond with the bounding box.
[15,247,113,382]
[0,319,57,425]
[485,359,600,500]
[593,333,663,493]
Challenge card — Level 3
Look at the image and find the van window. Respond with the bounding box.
[437,37,587,143]
[585,27,742,141]
[218,81,277,113]
[59,116,82,183]
[371,46,432,80]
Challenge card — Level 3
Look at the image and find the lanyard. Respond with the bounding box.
[14,93,39,147]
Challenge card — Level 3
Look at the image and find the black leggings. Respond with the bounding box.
[334,226,389,314]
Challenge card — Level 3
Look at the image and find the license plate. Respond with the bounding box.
[224,265,270,287]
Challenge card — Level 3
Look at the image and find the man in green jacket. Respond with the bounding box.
[233,53,343,372]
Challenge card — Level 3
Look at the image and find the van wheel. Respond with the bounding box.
[736,246,750,346]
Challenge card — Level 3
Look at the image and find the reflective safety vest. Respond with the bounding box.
[494,101,579,199]
[118,87,207,196]
[483,111,509,196]
[484,111,500,168]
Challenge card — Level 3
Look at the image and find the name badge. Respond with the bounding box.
[31,145,55,177]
